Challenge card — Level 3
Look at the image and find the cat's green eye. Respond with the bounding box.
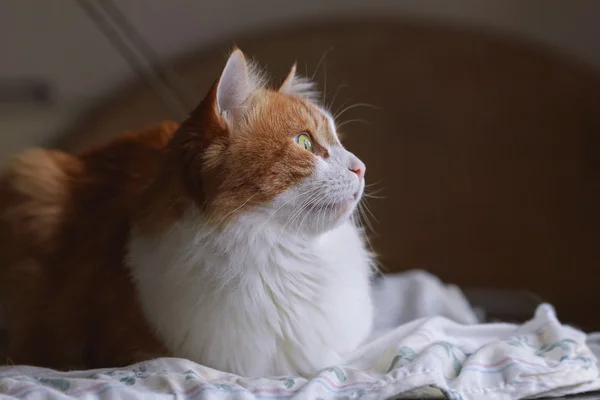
[295,133,313,153]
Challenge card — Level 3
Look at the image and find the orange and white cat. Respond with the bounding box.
[0,49,374,377]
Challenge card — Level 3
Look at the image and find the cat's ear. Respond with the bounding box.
[279,63,319,102]
[216,49,262,121]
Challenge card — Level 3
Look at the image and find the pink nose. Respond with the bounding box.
[348,157,366,181]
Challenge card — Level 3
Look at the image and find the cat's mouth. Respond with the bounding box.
[344,184,364,204]
[341,192,359,204]
[309,196,357,213]
[322,191,362,212]
[351,181,365,202]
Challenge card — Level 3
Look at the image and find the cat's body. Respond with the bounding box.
[0,49,374,376]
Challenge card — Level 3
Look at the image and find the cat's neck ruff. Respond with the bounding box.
[127,206,374,377]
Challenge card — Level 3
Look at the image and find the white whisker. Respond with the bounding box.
[327,84,348,111]
[220,192,260,221]
[336,119,370,131]
[258,186,320,231]
[295,192,328,235]
[283,189,323,232]
[334,103,379,121]
[311,47,334,81]
[362,199,379,224]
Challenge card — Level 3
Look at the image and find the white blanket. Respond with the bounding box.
[1,271,598,399]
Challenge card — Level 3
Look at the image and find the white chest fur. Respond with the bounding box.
[127,210,373,377]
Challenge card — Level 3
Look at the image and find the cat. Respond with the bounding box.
[0,48,374,377]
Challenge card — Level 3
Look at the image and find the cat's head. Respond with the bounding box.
[175,48,365,235]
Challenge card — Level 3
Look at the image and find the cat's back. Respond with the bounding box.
[0,121,178,266]
[0,148,82,264]
[0,122,178,368]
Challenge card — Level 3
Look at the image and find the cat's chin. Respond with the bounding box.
[276,200,356,235]
[318,198,359,222]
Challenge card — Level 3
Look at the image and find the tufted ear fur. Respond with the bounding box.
[216,49,264,123]
[279,63,319,102]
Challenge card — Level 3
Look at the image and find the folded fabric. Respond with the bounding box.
[371,270,480,338]
[0,271,598,399]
